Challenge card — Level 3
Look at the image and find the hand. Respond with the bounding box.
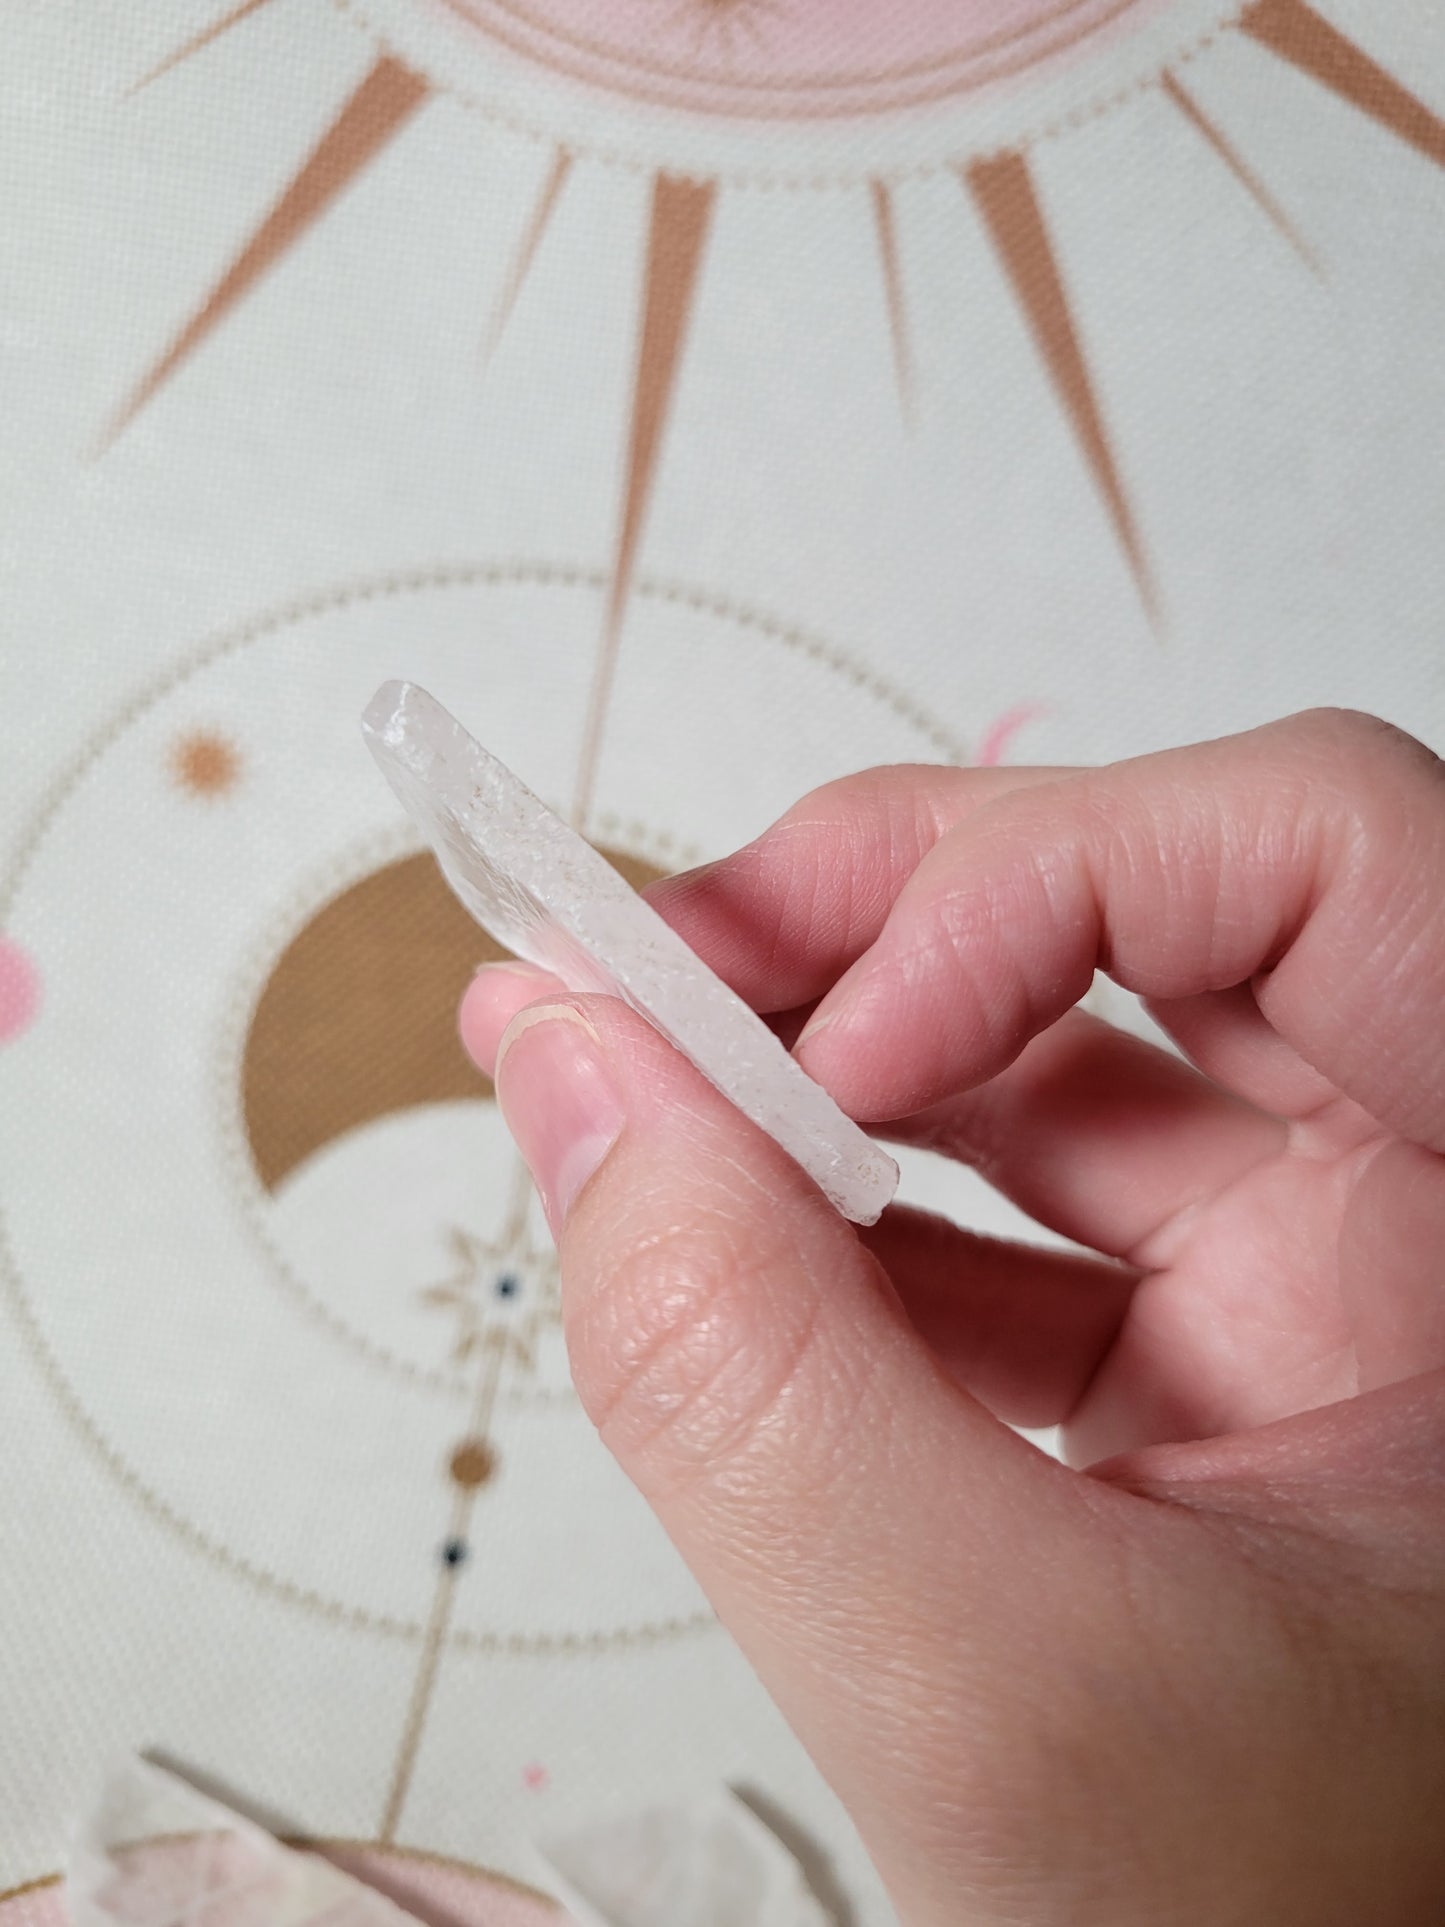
[459,710,1445,1925]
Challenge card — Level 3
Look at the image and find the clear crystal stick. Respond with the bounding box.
[362,682,898,1225]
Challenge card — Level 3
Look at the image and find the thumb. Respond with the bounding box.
[493,993,1113,1905]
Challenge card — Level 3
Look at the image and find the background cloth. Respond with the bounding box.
[2,2,1443,1918]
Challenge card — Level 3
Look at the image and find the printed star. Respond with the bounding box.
[418,1226,491,1364]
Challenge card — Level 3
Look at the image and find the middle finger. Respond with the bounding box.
[878,1010,1286,1266]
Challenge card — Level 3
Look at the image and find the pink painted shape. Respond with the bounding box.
[975,703,1046,767]
[0,1845,555,1927]
[322,1845,555,1924]
[459,0,1094,69]
[0,937,40,1044]
[85,1833,282,1925]
[439,0,1163,115]
[521,1763,548,1792]
[0,1889,62,1927]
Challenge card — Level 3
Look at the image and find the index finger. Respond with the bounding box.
[642,762,1071,1014]
[795,710,1445,1150]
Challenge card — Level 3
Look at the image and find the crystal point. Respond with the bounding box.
[361,682,897,1224]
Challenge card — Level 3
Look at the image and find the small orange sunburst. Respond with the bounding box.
[171,730,242,797]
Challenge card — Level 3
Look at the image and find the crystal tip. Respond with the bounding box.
[360,678,429,751]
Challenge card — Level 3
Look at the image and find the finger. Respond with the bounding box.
[1141,984,1341,1121]
[458,932,1282,1275]
[457,765,1053,1068]
[460,961,820,1072]
[882,1011,1285,1267]
[862,1203,1138,1429]
[643,762,1071,1013]
[459,961,564,1075]
[491,994,1117,1905]
[798,711,1445,1151]
[1093,1365,1445,1596]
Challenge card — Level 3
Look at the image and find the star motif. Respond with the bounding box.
[418,1226,494,1364]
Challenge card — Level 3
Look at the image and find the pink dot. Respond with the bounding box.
[975,703,1046,768]
[0,938,39,1044]
[522,1762,548,1792]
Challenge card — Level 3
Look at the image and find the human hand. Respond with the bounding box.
[459,710,1445,1925]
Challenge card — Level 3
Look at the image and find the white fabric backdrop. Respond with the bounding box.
[2,2,1442,1915]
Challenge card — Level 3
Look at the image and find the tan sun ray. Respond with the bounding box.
[105,54,430,444]
[870,180,916,426]
[126,0,277,96]
[481,146,573,365]
[965,150,1156,621]
[571,172,717,826]
[1241,0,1445,171]
[1162,70,1321,275]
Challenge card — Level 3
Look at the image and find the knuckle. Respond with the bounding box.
[1285,707,1440,785]
[564,1217,827,1490]
[762,768,936,970]
[758,837,834,968]
[789,763,909,821]
[1265,712,1445,900]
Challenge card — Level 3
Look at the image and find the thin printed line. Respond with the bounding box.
[1161,69,1321,274]
[870,179,916,425]
[377,1486,470,1844]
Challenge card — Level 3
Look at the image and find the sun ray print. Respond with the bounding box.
[481,145,573,365]
[106,3,1445,660]
[965,147,1157,623]
[571,170,717,828]
[127,0,278,95]
[870,179,916,427]
[106,53,430,443]
[1240,0,1445,172]
[1160,69,1322,275]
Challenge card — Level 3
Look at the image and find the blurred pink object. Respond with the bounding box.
[0,937,39,1044]
[28,1757,555,1927]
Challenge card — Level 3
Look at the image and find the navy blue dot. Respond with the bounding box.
[495,1272,520,1300]
[442,1538,469,1568]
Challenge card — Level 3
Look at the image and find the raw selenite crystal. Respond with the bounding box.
[362,682,897,1225]
[534,1792,830,1927]
[68,1757,420,1927]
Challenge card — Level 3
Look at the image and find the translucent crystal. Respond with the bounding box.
[361,682,897,1225]
[68,1757,421,1927]
[533,1792,830,1927]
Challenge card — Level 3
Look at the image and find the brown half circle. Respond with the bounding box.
[243,847,664,1192]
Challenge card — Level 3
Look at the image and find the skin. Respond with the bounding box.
[457,709,1445,1925]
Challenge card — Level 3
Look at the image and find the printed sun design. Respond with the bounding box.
[675,0,781,62]
[434,0,1170,116]
[171,729,242,797]
[116,1,1445,691]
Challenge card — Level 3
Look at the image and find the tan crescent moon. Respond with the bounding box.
[243,846,665,1192]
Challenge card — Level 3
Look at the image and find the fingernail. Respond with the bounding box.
[794,1007,835,1050]
[495,1006,624,1236]
[474,958,553,982]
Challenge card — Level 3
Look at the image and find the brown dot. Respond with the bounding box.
[172,731,241,797]
[449,1438,496,1489]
